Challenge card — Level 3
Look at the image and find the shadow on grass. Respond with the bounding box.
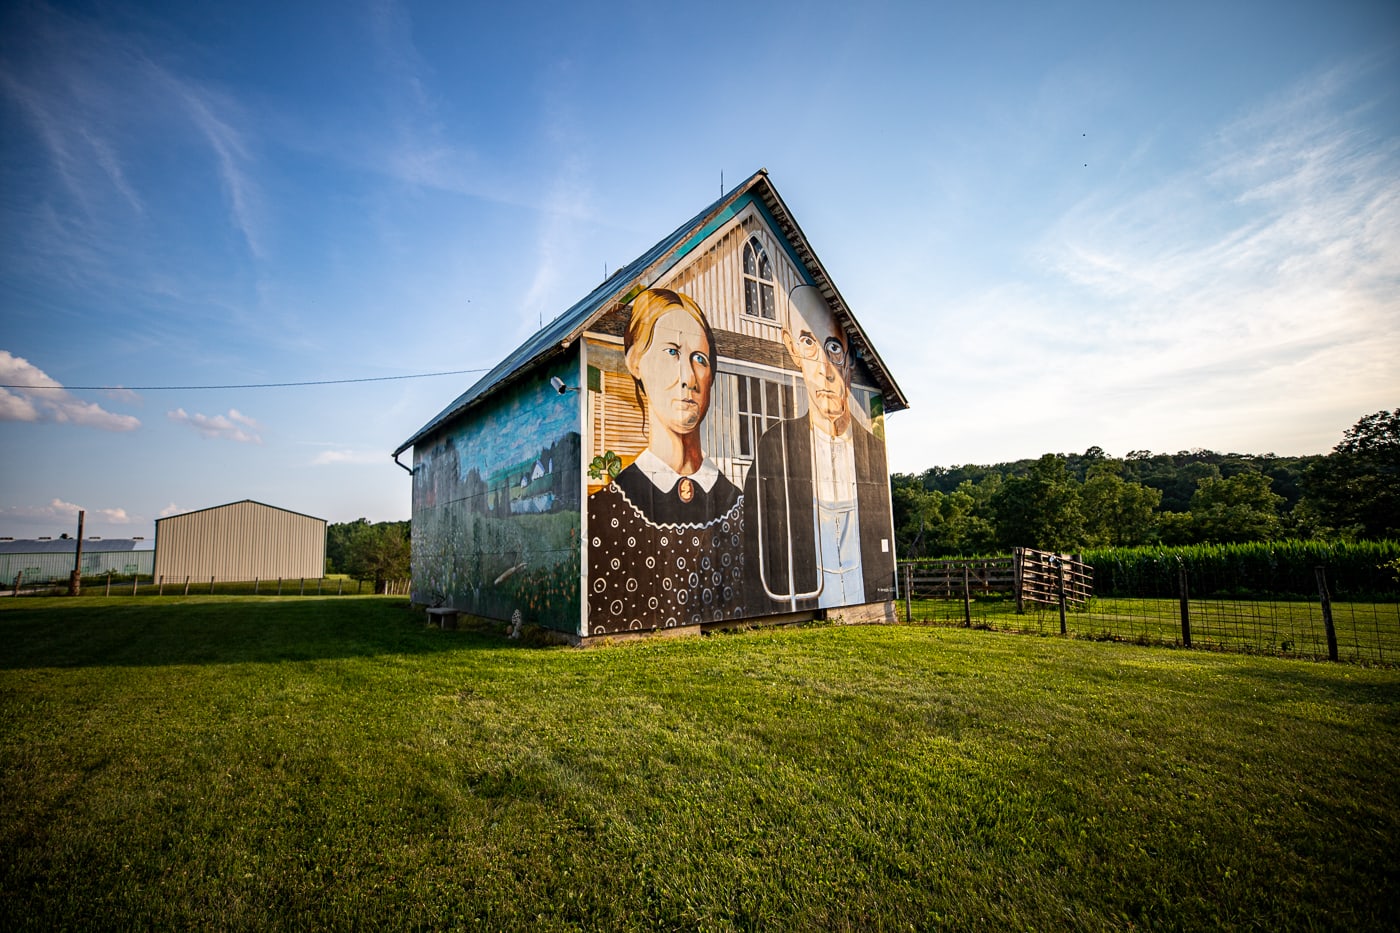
[0,596,527,670]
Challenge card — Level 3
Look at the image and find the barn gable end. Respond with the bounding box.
[400,171,906,640]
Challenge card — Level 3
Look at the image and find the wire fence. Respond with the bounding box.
[899,555,1400,665]
[5,573,411,598]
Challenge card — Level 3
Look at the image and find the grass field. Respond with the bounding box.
[2,596,1397,930]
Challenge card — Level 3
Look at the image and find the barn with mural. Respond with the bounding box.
[396,169,908,641]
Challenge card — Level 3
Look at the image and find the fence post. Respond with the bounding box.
[69,510,85,596]
[299,577,305,596]
[962,563,972,627]
[209,576,215,595]
[1013,548,1025,614]
[1055,557,1067,635]
[1315,566,1339,662]
[13,571,22,596]
[132,575,139,596]
[277,578,283,596]
[1178,560,1192,648]
[105,572,112,597]
[903,564,912,623]
[158,575,164,596]
[317,578,323,595]
[337,578,344,596]
[254,577,260,595]
[183,576,191,596]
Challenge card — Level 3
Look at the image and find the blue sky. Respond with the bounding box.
[2,0,1397,540]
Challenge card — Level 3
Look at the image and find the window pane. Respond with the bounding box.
[743,241,757,276]
[758,251,772,280]
[760,282,775,319]
[764,380,779,418]
[744,279,759,317]
[736,375,748,412]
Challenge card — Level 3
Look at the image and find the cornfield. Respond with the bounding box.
[1082,540,1400,601]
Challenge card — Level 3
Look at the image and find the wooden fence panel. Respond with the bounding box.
[898,550,1094,611]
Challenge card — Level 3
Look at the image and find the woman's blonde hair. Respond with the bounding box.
[623,288,716,412]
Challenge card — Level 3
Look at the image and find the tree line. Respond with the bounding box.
[323,409,1397,573]
[892,407,1399,559]
[325,519,410,589]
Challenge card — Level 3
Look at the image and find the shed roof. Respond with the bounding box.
[396,169,908,457]
[0,538,152,554]
[154,499,326,526]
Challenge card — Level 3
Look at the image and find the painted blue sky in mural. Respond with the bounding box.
[437,363,578,488]
[2,0,1397,538]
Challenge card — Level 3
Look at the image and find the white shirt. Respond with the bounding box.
[811,424,864,607]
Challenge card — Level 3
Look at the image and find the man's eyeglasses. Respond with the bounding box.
[794,333,849,367]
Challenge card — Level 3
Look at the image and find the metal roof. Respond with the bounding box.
[153,499,326,526]
[0,538,152,554]
[395,169,908,456]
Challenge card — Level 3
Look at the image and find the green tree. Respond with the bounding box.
[1156,510,1196,545]
[328,519,411,590]
[991,454,1084,551]
[1081,463,1162,547]
[325,518,370,574]
[938,482,998,555]
[891,478,997,558]
[891,478,940,559]
[1188,472,1284,543]
[1301,408,1400,539]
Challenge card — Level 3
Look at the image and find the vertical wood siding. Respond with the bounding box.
[660,206,802,342]
[153,501,327,582]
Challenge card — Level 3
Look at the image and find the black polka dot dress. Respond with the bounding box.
[587,464,745,633]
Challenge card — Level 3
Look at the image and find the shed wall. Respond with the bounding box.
[0,548,154,584]
[410,355,582,633]
[154,501,326,583]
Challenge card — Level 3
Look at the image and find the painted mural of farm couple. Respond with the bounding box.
[587,285,894,633]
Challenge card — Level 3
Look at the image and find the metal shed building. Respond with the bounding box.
[0,538,154,585]
[153,500,326,584]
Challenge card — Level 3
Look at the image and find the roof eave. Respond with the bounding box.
[749,179,909,413]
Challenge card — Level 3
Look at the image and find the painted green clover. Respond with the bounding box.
[588,451,623,482]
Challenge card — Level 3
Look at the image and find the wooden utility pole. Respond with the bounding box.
[67,510,85,596]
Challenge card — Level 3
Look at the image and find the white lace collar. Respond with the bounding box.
[632,448,721,494]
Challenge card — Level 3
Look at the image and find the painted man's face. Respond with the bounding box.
[784,286,852,434]
[633,307,713,437]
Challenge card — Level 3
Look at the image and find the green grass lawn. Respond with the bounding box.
[2,597,1397,931]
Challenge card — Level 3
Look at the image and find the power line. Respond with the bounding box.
[0,367,491,391]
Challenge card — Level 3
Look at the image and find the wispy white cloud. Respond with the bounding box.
[363,0,474,194]
[353,0,600,222]
[520,157,594,335]
[167,407,263,444]
[0,3,266,265]
[917,61,1400,461]
[158,502,184,518]
[157,70,266,259]
[102,386,142,405]
[1,498,132,529]
[0,350,141,431]
[52,497,131,524]
[49,498,81,516]
[312,449,385,466]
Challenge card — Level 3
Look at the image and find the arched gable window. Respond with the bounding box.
[742,236,776,320]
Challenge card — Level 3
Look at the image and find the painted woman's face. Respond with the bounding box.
[635,307,713,437]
